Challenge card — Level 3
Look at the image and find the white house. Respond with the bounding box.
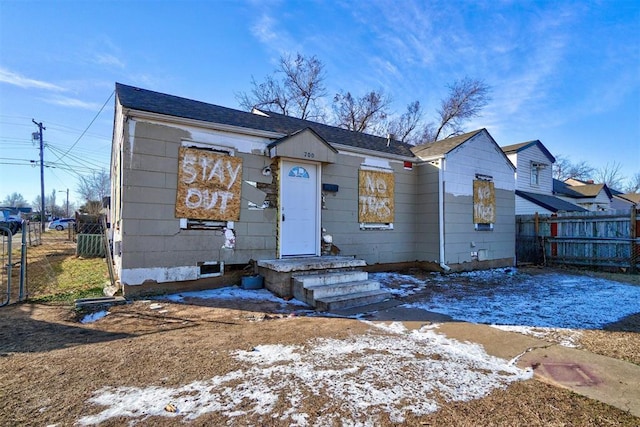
[501,140,586,214]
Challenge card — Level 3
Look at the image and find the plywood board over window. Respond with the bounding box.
[176,147,243,221]
[358,169,394,223]
[473,180,496,224]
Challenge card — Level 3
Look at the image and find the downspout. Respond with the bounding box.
[438,157,451,272]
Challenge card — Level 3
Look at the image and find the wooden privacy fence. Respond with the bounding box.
[516,208,640,272]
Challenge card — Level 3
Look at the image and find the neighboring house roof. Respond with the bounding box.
[553,179,585,198]
[566,183,613,199]
[500,140,556,163]
[614,193,640,205]
[0,207,32,214]
[516,190,587,213]
[564,177,592,186]
[115,83,416,158]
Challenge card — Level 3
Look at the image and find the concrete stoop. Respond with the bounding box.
[315,289,390,311]
[293,270,390,311]
[257,257,391,311]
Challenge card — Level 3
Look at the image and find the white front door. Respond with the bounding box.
[280,160,319,257]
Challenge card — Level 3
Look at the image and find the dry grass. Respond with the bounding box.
[25,230,108,303]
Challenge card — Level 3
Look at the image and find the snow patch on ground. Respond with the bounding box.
[159,285,309,307]
[490,325,583,348]
[77,322,531,426]
[375,269,640,330]
[80,310,109,324]
[370,272,427,297]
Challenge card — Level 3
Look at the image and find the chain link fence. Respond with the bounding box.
[1,220,111,306]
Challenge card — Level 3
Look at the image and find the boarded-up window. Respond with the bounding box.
[175,147,242,221]
[358,169,394,223]
[473,179,495,224]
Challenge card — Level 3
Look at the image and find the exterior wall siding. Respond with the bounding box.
[442,133,515,267]
[116,117,427,284]
[321,157,418,265]
[514,145,554,195]
[414,163,440,262]
[515,196,553,215]
[113,108,517,289]
[117,119,279,283]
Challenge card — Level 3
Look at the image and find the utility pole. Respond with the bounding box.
[32,119,46,231]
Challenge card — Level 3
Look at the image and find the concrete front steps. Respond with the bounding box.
[292,270,390,311]
[257,256,391,312]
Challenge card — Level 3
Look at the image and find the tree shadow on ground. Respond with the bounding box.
[603,312,640,333]
[0,315,132,354]
[0,303,204,354]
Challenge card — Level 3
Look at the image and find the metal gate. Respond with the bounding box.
[1,223,27,306]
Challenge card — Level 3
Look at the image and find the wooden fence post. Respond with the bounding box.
[550,213,558,258]
[631,206,638,274]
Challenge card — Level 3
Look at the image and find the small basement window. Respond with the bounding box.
[474,223,494,231]
[360,222,394,230]
[180,218,228,230]
[198,261,224,278]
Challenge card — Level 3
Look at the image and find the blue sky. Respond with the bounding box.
[1,0,639,206]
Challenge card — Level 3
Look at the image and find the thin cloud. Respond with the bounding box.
[0,67,66,92]
[43,95,102,111]
[249,12,303,58]
[94,53,125,69]
[251,14,278,44]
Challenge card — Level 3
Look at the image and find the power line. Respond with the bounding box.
[47,144,108,171]
[60,90,114,159]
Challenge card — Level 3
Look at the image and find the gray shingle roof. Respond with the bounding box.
[516,190,587,213]
[566,183,611,198]
[553,179,612,199]
[553,179,584,198]
[410,129,484,158]
[500,140,556,163]
[115,83,416,158]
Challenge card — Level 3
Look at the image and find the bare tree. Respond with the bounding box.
[31,193,64,218]
[237,75,290,115]
[236,53,327,121]
[552,155,595,182]
[594,162,626,191]
[386,101,423,144]
[428,77,491,142]
[49,189,57,217]
[1,192,28,207]
[624,172,640,193]
[333,90,391,134]
[281,54,326,120]
[79,200,103,215]
[77,170,110,204]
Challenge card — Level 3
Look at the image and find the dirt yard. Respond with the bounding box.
[1,288,639,426]
[1,232,639,425]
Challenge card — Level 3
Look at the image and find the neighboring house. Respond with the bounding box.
[111,83,516,296]
[0,206,33,221]
[554,179,613,211]
[501,141,585,214]
[611,192,639,210]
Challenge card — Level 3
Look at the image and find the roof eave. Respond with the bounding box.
[121,106,286,140]
[332,142,418,162]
